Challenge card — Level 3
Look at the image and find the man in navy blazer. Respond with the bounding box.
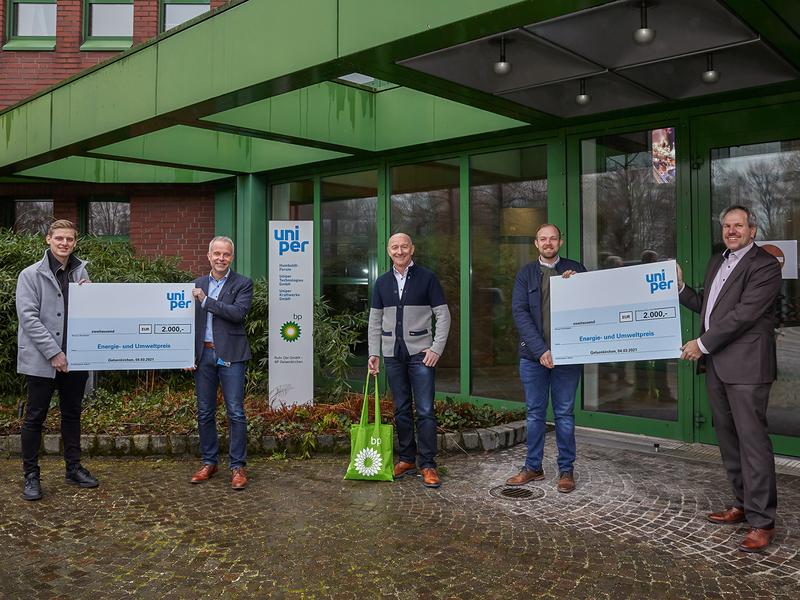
[507,224,586,493]
[189,236,253,490]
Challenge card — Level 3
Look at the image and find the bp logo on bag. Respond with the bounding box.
[354,445,382,477]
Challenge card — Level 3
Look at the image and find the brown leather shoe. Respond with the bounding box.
[506,468,545,486]
[190,464,218,484]
[231,467,248,490]
[421,467,441,488]
[393,461,417,479]
[739,527,775,553]
[707,506,746,525]
[557,471,576,493]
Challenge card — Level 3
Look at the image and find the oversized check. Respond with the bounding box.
[550,261,682,365]
[67,283,195,371]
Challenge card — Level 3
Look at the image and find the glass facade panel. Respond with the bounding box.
[164,4,209,31]
[581,128,679,420]
[711,139,800,437]
[391,159,460,393]
[90,5,134,37]
[15,3,56,36]
[470,146,547,401]
[271,180,313,221]
[88,200,130,236]
[321,170,378,382]
[14,200,53,234]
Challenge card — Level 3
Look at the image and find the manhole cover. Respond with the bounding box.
[488,485,545,501]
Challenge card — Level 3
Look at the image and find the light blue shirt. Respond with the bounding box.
[203,270,230,343]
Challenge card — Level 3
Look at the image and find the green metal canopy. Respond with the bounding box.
[1,0,800,183]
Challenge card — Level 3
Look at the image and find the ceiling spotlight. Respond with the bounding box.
[493,35,512,76]
[702,52,720,84]
[575,79,591,106]
[633,1,656,45]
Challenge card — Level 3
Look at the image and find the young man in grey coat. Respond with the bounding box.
[16,219,99,501]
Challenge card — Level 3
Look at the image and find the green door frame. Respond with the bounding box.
[691,99,800,457]
[564,114,694,441]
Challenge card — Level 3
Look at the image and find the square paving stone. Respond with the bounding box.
[151,435,168,454]
[80,435,97,453]
[169,435,187,454]
[114,436,131,454]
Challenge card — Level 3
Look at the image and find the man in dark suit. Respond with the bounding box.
[189,236,253,490]
[679,205,782,552]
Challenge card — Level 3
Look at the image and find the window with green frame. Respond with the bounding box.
[3,0,56,51]
[81,0,133,51]
[160,0,210,33]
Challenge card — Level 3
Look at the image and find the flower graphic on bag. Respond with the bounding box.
[354,447,382,477]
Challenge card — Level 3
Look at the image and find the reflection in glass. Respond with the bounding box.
[14,200,53,234]
[15,4,56,36]
[581,129,678,420]
[470,146,547,401]
[90,5,134,37]
[391,159,460,393]
[164,4,209,31]
[711,139,800,437]
[321,171,378,380]
[271,180,313,220]
[89,201,130,236]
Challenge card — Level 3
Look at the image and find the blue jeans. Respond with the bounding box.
[520,358,582,473]
[385,345,437,469]
[195,347,248,469]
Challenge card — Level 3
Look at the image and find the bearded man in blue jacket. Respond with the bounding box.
[506,224,586,493]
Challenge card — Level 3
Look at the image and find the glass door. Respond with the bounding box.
[572,124,689,439]
[693,107,800,456]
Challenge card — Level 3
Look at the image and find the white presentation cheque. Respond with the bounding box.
[550,261,682,366]
[67,283,195,371]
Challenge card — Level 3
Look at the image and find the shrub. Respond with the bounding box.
[0,230,366,404]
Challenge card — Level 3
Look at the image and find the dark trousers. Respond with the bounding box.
[706,358,777,529]
[22,371,89,476]
[384,342,437,469]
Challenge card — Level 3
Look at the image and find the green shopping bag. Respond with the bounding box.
[344,373,394,481]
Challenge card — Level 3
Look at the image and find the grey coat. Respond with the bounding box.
[16,252,90,378]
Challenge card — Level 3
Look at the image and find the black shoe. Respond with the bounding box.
[23,472,42,501]
[65,465,99,488]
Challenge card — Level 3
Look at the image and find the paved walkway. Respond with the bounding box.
[1,433,799,599]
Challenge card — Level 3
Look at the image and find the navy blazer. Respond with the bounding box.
[512,257,587,361]
[193,270,253,365]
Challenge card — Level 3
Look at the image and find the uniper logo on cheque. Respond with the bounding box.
[166,290,192,310]
[644,269,674,294]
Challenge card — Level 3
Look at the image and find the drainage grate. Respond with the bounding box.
[488,485,544,501]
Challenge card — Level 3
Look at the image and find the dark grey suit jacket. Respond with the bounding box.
[194,270,253,365]
[679,244,782,384]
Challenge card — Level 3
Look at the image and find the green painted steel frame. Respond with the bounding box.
[690,100,800,457]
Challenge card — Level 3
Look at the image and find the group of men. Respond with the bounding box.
[16,203,784,552]
[17,220,254,500]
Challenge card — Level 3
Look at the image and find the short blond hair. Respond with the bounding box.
[47,219,78,237]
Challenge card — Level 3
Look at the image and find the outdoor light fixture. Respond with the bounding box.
[575,78,591,106]
[633,1,656,45]
[701,52,720,84]
[493,36,512,76]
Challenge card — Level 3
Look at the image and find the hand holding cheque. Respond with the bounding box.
[549,261,682,366]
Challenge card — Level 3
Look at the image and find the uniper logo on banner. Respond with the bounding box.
[644,269,674,294]
[273,225,310,256]
[269,220,314,406]
[166,290,192,310]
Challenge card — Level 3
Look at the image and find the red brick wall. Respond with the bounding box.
[52,197,80,224]
[129,195,215,275]
[0,0,234,109]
